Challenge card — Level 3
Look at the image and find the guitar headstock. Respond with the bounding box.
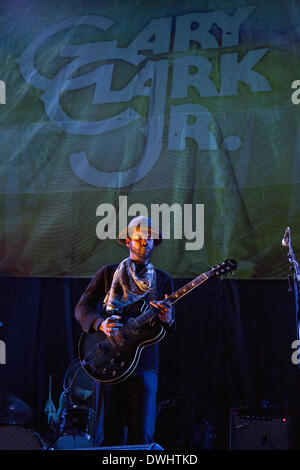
[209,259,237,278]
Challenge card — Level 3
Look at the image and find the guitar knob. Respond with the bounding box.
[112,370,117,377]
[120,362,125,368]
[103,368,107,374]
[110,358,116,364]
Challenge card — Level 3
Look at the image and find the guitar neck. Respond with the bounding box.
[167,270,212,305]
[134,269,213,328]
[130,259,236,329]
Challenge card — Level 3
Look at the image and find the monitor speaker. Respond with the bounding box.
[230,408,290,450]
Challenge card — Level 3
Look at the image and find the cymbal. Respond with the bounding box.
[0,390,33,425]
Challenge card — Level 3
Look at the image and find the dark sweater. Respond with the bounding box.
[75,263,175,373]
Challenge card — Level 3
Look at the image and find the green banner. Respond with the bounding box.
[0,0,299,278]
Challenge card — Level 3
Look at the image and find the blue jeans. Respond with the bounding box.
[93,371,158,447]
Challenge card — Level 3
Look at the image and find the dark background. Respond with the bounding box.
[0,274,300,450]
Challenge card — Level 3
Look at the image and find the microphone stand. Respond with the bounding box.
[283,227,300,370]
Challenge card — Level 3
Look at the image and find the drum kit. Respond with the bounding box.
[0,359,94,450]
[0,389,47,450]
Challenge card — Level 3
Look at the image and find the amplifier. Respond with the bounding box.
[229,408,290,450]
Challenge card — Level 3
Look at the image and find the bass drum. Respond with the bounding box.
[0,425,47,450]
[55,433,93,449]
[55,405,94,449]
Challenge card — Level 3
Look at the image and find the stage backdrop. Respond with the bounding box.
[0,0,299,279]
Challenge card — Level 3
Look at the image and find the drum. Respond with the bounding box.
[60,405,93,435]
[55,433,93,449]
[55,405,94,449]
[0,425,47,450]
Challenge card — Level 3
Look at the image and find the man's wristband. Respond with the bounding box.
[92,317,103,332]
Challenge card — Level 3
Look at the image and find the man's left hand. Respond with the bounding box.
[150,294,173,325]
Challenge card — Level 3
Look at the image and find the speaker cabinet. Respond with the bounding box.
[230,408,290,450]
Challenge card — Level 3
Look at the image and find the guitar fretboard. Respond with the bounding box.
[134,269,212,328]
[167,272,210,305]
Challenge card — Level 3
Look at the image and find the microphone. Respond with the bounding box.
[282,227,290,247]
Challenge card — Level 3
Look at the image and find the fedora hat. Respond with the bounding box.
[117,216,162,246]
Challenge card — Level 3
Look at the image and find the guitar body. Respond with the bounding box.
[78,299,166,384]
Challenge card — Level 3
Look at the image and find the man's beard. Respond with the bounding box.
[131,244,153,262]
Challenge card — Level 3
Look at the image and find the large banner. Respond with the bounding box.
[0,0,299,278]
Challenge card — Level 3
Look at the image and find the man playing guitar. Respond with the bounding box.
[75,216,175,447]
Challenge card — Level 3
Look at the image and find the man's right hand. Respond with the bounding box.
[44,399,56,416]
[99,315,123,337]
[44,399,58,424]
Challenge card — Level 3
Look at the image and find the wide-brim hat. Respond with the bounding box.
[117,216,162,246]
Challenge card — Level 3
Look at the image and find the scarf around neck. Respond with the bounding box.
[104,257,156,311]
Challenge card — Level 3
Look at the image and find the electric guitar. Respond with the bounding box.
[78,259,237,384]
